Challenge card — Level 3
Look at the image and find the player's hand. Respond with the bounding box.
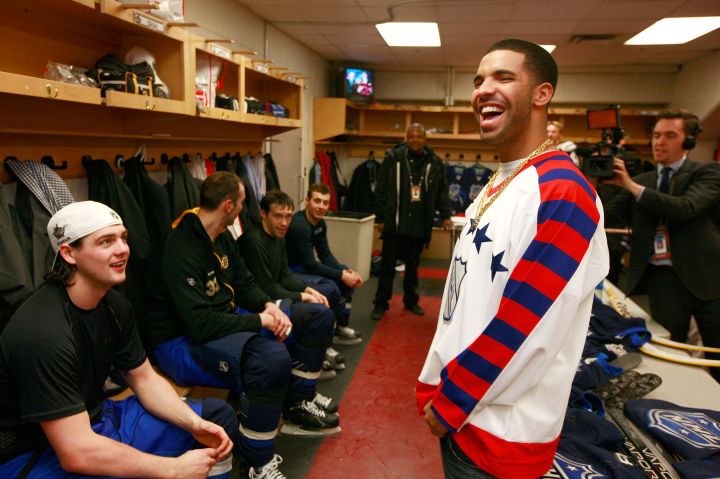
[260,306,292,340]
[374,223,384,232]
[341,270,363,288]
[423,402,448,438]
[190,417,233,459]
[442,219,453,231]
[304,287,329,307]
[170,448,217,479]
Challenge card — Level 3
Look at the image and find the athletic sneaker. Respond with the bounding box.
[333,325,362,345]
[249,454,287,479]
[285,399,340,430]
[313,391,339,413]
[323,356,345,371]
[326,346,345,364]
[319,367,337,381]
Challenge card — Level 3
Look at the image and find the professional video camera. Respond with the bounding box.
[576,105,642,178]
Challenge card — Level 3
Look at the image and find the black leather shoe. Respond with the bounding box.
[405,304,425,316]
[371,305,386,320]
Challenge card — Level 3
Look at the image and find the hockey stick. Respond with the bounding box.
[640,343,720,368]
[650,336,720,354]
[605,405,680,479]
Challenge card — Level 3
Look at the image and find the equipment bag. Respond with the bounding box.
[86,54,154,97]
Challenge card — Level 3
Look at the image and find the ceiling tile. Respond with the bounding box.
[295,6,370,22]
[510,0,600,21]
[505,20,579,35]
[440,22,506,36]
[312,25,378,36]
[438,4,515,22]
[386,6,438,22]
[276,24,321,35]
[587,1,684,20]
[290,33,332,46]
[246,5,304,22]
[324,34,387,47]
[573,19,653,35]
[361,6,391,22]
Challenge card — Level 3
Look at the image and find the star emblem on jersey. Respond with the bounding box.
[552,453,603,479]
[472,223,491,253]
[490,251,508,281]
[443,256,467,322]
[648,409,720,448]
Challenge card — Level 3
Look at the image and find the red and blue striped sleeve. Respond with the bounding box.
[430,154,601,432]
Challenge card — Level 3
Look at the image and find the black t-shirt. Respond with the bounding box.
[0,284,146,463]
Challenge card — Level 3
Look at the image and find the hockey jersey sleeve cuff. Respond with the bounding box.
[430,403,460,434]
[430,391,468,433]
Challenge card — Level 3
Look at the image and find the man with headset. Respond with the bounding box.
[605,108,720,381]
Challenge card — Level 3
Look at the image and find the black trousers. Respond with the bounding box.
[374,233,425,309]
[646,264,720,381]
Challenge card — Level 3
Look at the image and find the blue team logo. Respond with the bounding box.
[547,453,603,479]
[648,409,720,450]
[443,256,467,322]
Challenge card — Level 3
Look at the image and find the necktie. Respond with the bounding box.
[658,167,672,193]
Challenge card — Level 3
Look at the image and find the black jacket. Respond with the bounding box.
[145,211,271,348]
[605,159,720,300]
[87,159,152,316]
[374,144,450,243]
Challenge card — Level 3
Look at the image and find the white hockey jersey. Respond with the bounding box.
[417,151,609,478]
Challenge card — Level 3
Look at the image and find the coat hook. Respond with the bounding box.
[41,155,68,170]
[81,155,93,169]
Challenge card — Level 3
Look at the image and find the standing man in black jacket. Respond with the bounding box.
[371,123,452,320]
[604,109,720,381]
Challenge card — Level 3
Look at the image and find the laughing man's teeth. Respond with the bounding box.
[481,106,504,114]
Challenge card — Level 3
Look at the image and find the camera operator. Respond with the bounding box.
[604,108,720,381]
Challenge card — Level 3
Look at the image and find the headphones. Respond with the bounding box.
[682,112,703,150]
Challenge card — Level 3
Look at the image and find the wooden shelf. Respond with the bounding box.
[1,0,304,182]
[314,97,658,162]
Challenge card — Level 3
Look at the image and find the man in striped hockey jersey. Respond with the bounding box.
[417,39,609,478]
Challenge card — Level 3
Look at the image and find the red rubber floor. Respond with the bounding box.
[307,294,444,479]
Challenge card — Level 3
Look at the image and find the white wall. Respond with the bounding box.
[671,50,720,124]
[374,68,676,106]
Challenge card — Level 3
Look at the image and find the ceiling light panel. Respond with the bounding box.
[625,17,720,45]
[376,22,441,47]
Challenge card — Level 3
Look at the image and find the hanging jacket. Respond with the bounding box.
[5,158,73,289]
[264,153,281,191]
[122,156,172,290]
[0,183,33,326]
[345,158,381,214]
[87,159,152,317]
[166,156,200,219]
[243,153,266,201]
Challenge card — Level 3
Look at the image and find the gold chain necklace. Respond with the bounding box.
[469,138,554,232]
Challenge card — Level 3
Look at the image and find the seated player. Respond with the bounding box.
[145,173,339,479]
[0,201,236,479]
[286,183,363,349]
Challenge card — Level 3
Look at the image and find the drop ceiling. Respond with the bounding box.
[236,0,720,69]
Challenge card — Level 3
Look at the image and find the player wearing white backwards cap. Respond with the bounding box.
[0,201,238,479]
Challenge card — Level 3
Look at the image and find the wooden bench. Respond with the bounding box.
[110,367,230,402]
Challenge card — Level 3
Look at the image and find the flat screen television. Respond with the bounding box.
[342,67,374,104]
